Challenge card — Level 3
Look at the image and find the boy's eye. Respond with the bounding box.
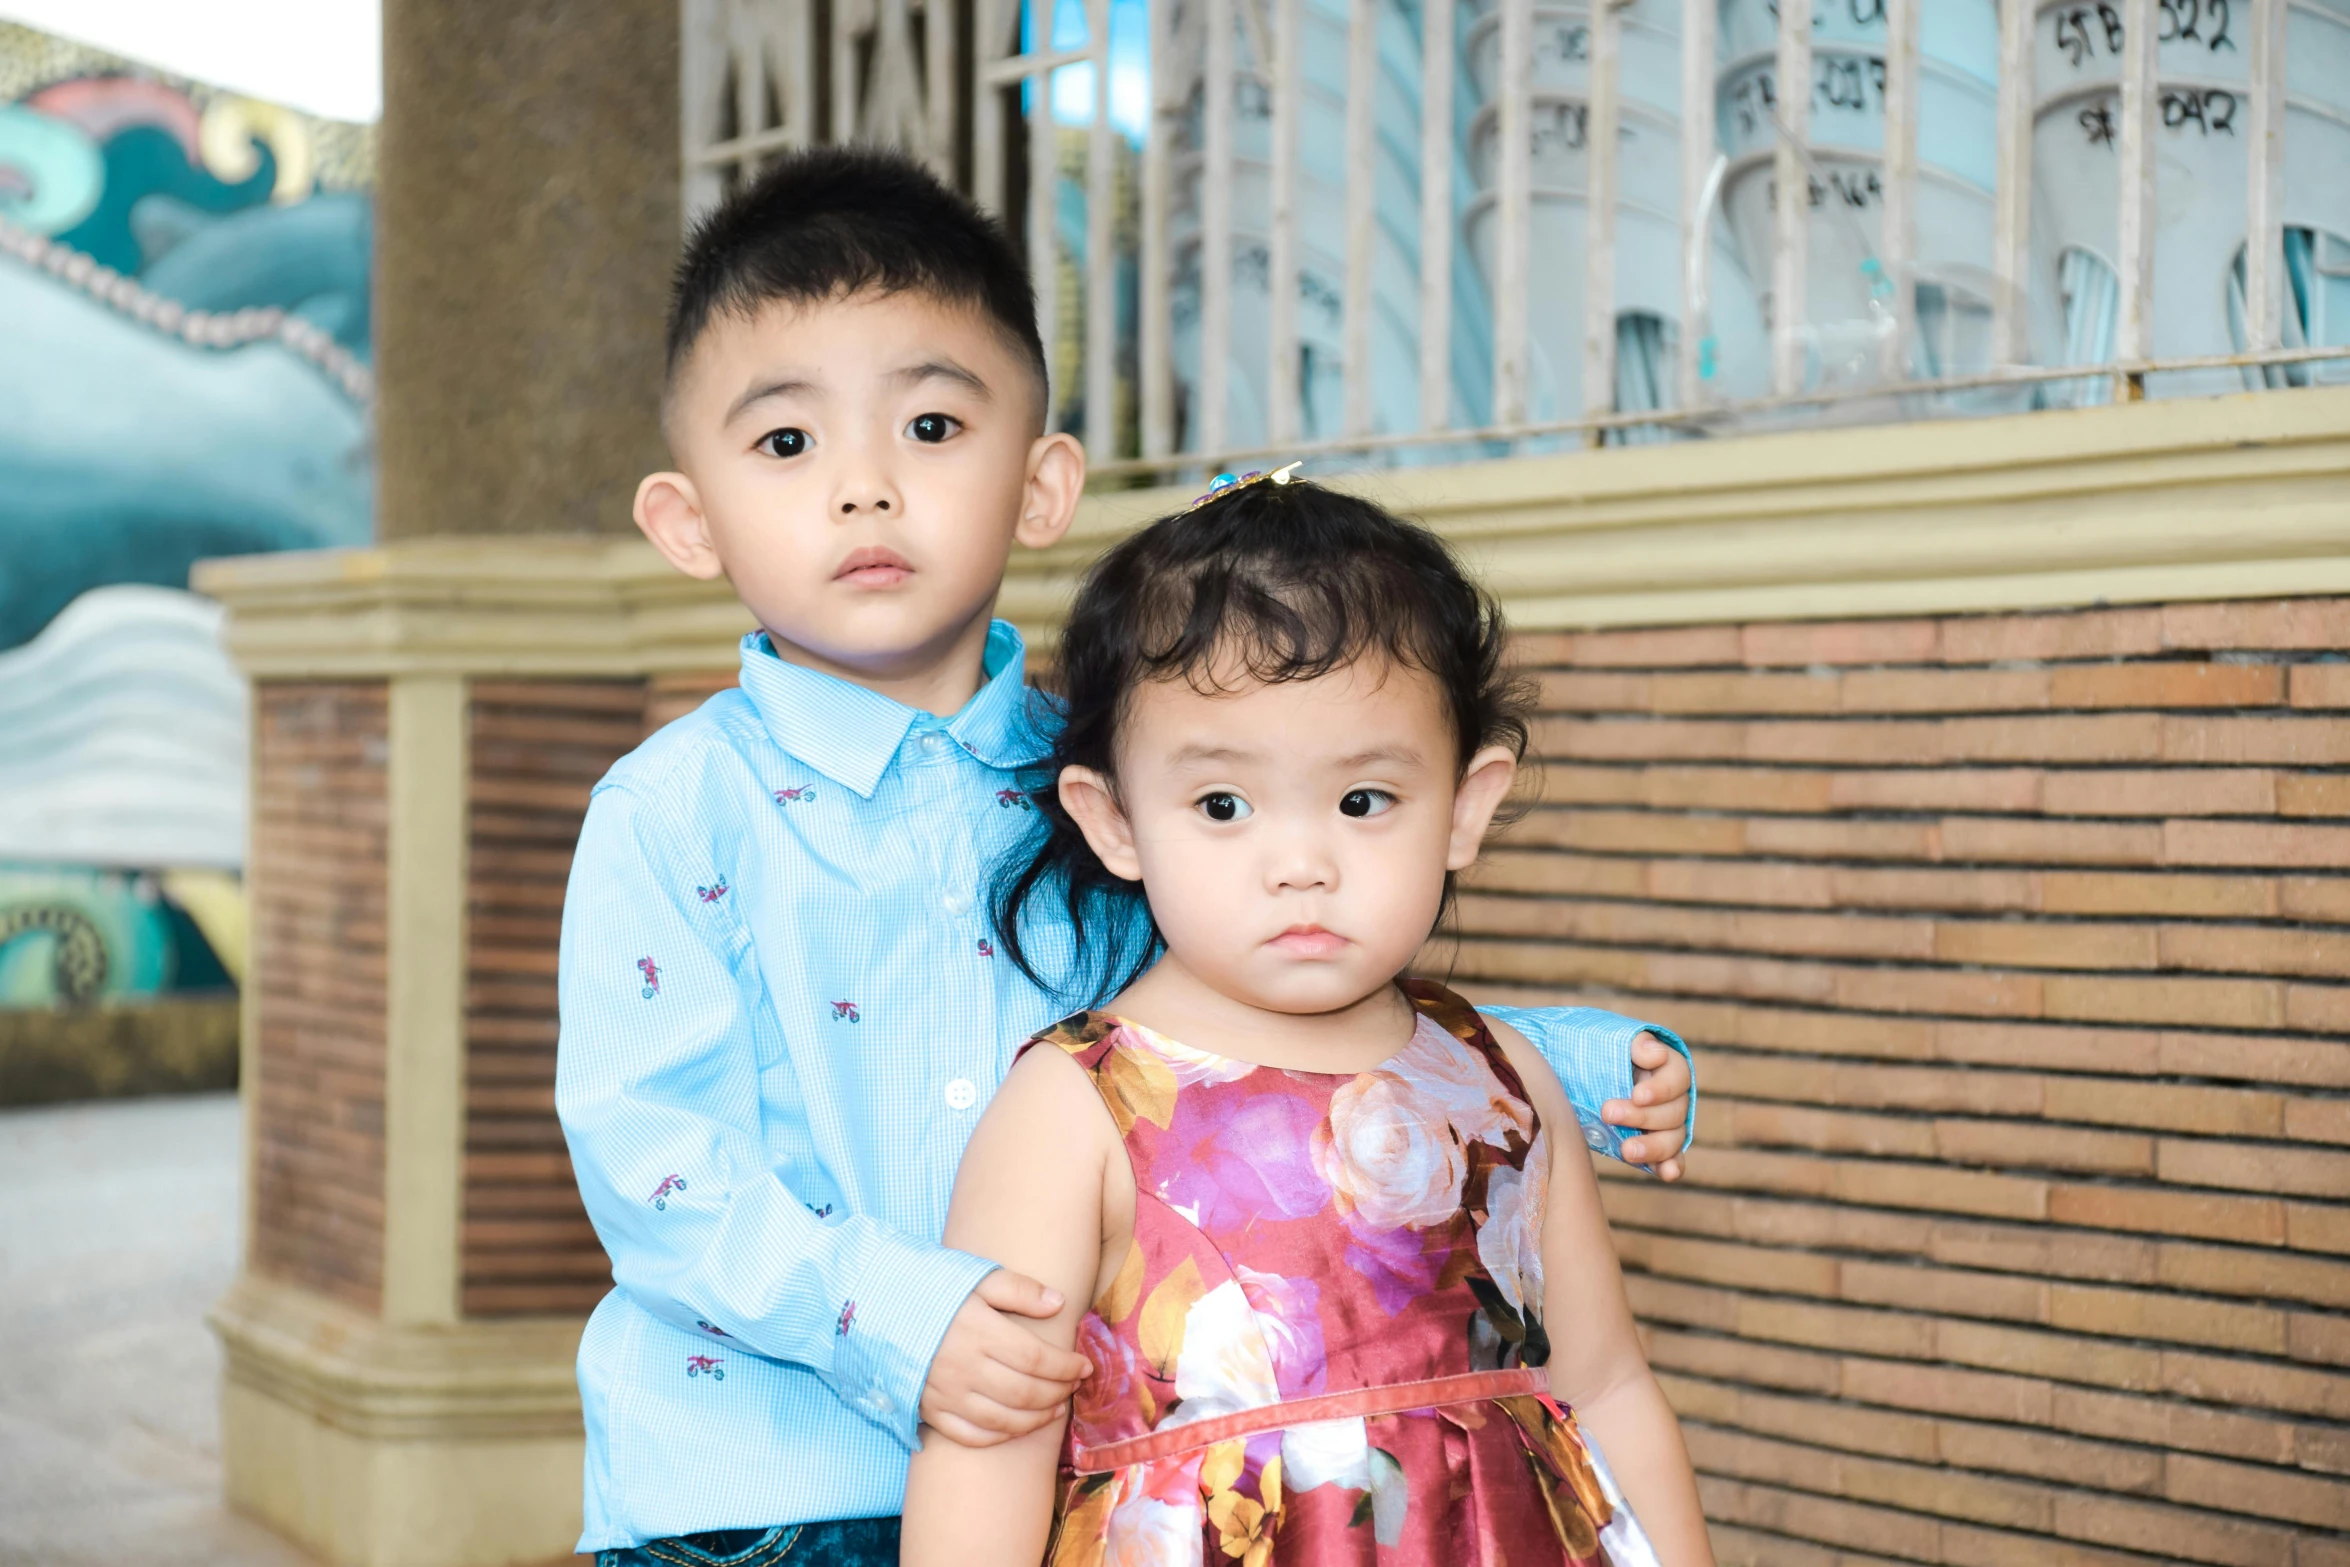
[1339,789,1394,819]
[905,413,960,444]
[756,427,810,459]
[1197,792,1252,823]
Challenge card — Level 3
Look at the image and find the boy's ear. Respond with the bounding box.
[1445,745,1519,872]
[1014,432,1087,551]
[1058,765,1141,881]
[635,471,726,581]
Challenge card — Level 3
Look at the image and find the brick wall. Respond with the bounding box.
[463,681,646,1316]
[250,683,389,1312]
[1451,599,2350,1567]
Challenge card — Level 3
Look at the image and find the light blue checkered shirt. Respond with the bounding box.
[555,622,1691,1550]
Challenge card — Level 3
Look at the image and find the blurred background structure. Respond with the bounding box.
[7,1,2350,1565]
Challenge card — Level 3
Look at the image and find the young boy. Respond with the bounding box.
[555,146,1694,1566]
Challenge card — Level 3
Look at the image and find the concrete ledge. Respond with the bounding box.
[195,384,2350,680]
[211,1272,585,1567]
[0,998,239,1107]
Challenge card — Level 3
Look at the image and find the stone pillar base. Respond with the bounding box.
[211,1274,586,1567]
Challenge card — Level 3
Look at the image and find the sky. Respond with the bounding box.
[0,0,382,121]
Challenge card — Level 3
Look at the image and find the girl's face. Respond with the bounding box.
[1060,656,1518,1018]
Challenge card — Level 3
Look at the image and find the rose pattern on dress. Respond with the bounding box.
[1026,981,1653,1566]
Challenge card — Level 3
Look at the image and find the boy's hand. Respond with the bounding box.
[919,1270,1093,1447]
[1604,1031,1690,1181]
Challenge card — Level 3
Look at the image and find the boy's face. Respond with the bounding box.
[636,289,1082,703]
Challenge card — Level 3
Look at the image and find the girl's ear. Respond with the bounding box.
[1059,765,1142,881]
[1445,745,1519,872]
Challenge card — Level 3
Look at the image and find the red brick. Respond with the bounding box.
[1532,670,1652,710]
[1463,848,1650,898]
[1644,1325,1843,1396]
[1932,1117,2156,1177]
[2043,973,2285,1029]
[1840,1356,2052,1424]
[2053,1488,2300,1567]
[1743,619,1943,667]
[1827,768,2044,812]
[1746,719,1946,766]
[1839,1258,2050,1322]
[1941,817,2163,866]
[2286,1202,2350,1254]
[2284,1097,2350,1145]
[1936,1318,2162,1391]
[1942,1422,2166,1497]
[1538,715,1749,761]
[2157,1139,2350,1200]
[1929,1220,2157,1285]
[2156,1031,2350,1089]
[2051,662,2287,709]
[1829,1159,2050,1222]
[1635,1233,1845,1296]
[2160,924,2350,979]
[1935,1020,2162,1075]
[1650,670,1844,715]
[2048,1283,2287,1355]
[1815,1061,2044,1117]
[1555,624,1745,667]
[2278,774,2350,818]
[1738,1296,1939,1360]
[1940,607,2166,663]
[2289,1309,2350,1366]
[2166,1452,2350,1531]
[1841,667,2052,713]
[2163,600,2350,653]
[2041,870,2278,918]
[1699,1477,1943,1563]
[2290,664,2350,710]
[1649,857,1839,907]
[2166,819,2350,869]
[2048,1182,2288,1245]
[2287,983,2350,1032]
[1721,1099,1938,1159]
[1831,866,2043,912]
[1836,965,2046,1018]
[1745,817,1944,860]
[2163,716,2350,766]
[2041,769,2278,817]
[1533,764,1837,812]
[1513,807,1748,855]
[2051,1385,2297,1466]
[1935,920,2159,971]
[1942,713,2166,764]
[2041,1077,2286,1138]
[2160,1350,2350,1421]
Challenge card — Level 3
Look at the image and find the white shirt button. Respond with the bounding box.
[918,731,946,754]
[944,1078,978,1111]
[941,890,972,916]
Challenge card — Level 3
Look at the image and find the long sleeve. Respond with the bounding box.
[555,782,995,1450]
[1482,1003,1696,1164]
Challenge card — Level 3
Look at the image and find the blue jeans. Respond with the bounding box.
[596,1518,899,1567]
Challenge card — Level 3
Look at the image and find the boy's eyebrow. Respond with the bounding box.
[889,358,993,399]
[725,373,822,423]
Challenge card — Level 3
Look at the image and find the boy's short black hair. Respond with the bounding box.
[665,145,1048,417]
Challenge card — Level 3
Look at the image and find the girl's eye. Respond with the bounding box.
[1198,792,1252,823]
[1339,788,1394,819]
[756,427,810,459]
[906,413,960,444]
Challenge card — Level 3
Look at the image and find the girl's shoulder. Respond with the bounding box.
[1018,1009,1125,1070]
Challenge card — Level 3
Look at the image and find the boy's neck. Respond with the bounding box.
[759,606,999,719]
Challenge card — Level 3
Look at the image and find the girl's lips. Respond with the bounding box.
[1268,925,1348,958]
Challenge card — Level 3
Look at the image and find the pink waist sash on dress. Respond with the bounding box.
[1068,1367,1553,1473]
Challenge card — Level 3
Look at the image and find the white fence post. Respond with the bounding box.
[1770,0,1812,395]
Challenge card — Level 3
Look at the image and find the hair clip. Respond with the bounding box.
[1186,461,1302,512]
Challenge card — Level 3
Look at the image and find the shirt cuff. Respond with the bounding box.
[1481,1003,1698,1167]
[828,1236,1000,1450]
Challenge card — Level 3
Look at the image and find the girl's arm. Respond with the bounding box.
[900,1044,1121,1567]
[1489,1019,1717,1567]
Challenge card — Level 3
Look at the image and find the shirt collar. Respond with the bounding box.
[734,620,1052,798]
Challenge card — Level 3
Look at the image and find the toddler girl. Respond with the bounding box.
[900,476,1711,1566]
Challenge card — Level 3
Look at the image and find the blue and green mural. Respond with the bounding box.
[0,20,374,1011]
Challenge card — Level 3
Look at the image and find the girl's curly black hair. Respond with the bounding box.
[993,477,1534,1004]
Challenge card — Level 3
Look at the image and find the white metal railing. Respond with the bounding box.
[682,0,2350,477]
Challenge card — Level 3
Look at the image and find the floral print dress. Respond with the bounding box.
[1025,980,1659,1567]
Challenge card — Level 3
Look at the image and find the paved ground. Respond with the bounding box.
[0,1093,317,1567]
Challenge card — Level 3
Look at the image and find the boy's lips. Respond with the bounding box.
[1268,924,1348,958]
[835,547,914,588]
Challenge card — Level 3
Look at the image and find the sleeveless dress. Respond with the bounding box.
[1022,980,1659,1567]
